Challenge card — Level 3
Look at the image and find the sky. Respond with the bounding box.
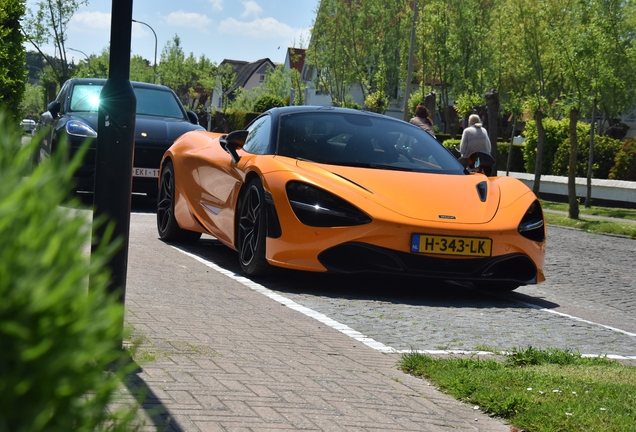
[24,0,318,66]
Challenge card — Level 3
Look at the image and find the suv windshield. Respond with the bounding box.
[69,84,186,119]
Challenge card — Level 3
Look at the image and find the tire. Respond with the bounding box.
[473,281,520,292]
[156,161,201,243]
[237,177,269,276]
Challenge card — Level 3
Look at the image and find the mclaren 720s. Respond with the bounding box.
[157,106,546,291]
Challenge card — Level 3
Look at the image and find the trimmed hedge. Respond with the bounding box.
[0,111,140,431]
[610,138,636,181]
[522,118,580,175]
[552,134,623,179]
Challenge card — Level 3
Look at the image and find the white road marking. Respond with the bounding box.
[172,246,636,360]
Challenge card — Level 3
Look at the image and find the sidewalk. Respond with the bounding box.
[122,213,511,431]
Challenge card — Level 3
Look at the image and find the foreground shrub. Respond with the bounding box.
[0,111,139,431]
[609,138,636,181]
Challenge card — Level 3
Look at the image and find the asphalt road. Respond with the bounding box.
[128,194,636,361]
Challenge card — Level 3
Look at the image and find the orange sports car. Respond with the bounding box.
[157,106,545,291]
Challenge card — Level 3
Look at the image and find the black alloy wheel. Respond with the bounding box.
[156,160,201,243]
[237,177,269,276]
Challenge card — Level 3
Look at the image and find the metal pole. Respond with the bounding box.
[403,0,418,121]
[91,0,136,347]
[132,19,158,83]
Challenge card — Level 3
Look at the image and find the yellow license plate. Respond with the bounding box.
[411,234,492,257]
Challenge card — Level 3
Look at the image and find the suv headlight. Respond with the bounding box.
[66,120,97,138]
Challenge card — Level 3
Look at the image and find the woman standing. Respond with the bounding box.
[409,104,436,138]
[458,114,491,167]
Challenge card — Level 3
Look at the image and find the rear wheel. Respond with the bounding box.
[237,178,269,276]
[157,161,201,243]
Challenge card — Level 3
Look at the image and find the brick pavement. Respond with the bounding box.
[123,213,511,431]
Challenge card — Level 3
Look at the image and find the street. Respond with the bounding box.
[127,196,636,361]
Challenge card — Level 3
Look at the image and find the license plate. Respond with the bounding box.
[132,167,159,178]
[411,234,492,257]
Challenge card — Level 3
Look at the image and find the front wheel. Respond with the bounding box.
[157,160,201,243]
[237,178,269,276]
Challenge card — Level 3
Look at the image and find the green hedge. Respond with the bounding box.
[441,138,525,172]
[0,111,140,431]
[610,138,636,181]
[522,118,581,175]
[552,134,623,179]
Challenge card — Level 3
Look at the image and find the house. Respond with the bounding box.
[210,58,276,109]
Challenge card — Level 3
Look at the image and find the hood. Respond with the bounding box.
[134,116,204,143]
[66,113,203,142]
[297,161,500,224]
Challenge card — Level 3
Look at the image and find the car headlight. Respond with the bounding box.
[286,181,371,227]
[518,200,545,242]
[66,120,97,138]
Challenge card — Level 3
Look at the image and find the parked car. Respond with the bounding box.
[34,78,205,197]
[20,118,37,134]
[157,106,546,291]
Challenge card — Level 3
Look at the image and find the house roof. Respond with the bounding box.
[286,48,306,73]
[220,58,275,93]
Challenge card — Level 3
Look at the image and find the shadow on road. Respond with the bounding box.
[172,237,560,311]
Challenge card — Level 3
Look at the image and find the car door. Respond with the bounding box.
[196,115,271,245]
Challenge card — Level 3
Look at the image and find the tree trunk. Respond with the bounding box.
[533,109,545,195]
[586,102,596,208]
[424,91,436,125]
[485,88,499,176]
[568,108,580,219]
[506,115,517,176]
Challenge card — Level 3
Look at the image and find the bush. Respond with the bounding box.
[497,142,526,173]
[609,138,636,181]
[552,133,622,178]
[0,111,140,431]
[522,118,575,174]
[253,94,285,112]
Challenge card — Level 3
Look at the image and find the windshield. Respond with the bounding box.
[69,84,186,119]
[277,111,464,174]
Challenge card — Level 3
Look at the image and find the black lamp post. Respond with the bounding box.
[132,19,158,83]
[91,0,136,346]
[67,47,91,76]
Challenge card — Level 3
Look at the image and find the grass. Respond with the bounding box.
[541,200,636,238]
[399,347,636,431]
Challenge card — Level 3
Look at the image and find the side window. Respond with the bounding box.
[57,83,70,113]
[243,116,271,155]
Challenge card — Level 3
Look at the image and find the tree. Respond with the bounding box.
[158,35,218,111]
[19,83,45,115]
[217,63,236,111]
[0,0,27,120]
[307,0,410,107]
[22,0,88,89]
[510,0,562,195]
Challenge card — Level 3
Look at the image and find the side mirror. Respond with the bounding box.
[220,130,249,163]
[467,151,495,176]
[186,110,199,125]
[47,101,61,119]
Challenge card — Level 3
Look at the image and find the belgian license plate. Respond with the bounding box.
[132,167,159,178]
[411,234,492,257]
